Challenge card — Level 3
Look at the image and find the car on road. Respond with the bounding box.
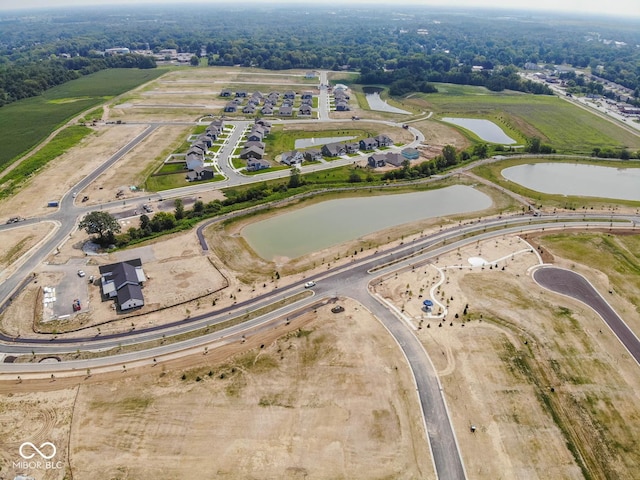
[5,216,24,224]
[304,281,316,288]
[143,204,153,213]
[77,270,86,277]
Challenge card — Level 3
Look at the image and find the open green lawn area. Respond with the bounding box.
[265,126,380,156]
[0,68,166,172]
[145,171,222,191]
[410,84,640,154]
[473,157,640,209]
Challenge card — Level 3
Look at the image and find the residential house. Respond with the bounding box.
[235,90,248,97]
[255,119,272,132]
[368,154,387,168]
[220,88,232,97]
[344,141,360,154]
[301,91,313,100]
[240,146,264,159]
[305,71,317,79]
[334,90,350,100]
[261,105,274,115]
[197,135,213,148]
[298,104,312,116]
[283,90,296,99]
[186,166,215,182]
[304,149,323,161]
[335,101,350,111]
[243,105,256,114]
[246,131,264,142]
[186,153,204,170]
[402,148,420,160]
[244,140,265,150]
[281,150,304,166]
[192,140,208,153]
[301,97,313,106]
[224,102,237,113]
[322,142,346,157]
[383,152,405,167]
[188,144,206,156]
[99,259,146,311]
[375,134,393,147]
[278,106,293,116]
[246,158,270,171]
[359,138,378,151]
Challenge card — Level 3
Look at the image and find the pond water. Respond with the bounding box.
[242,185,492,260]
[365,92,411,114]
[295,136,356,149]
[442,117,516,144]
[501,163,640,201]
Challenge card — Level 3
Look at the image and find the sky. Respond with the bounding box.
[0,0,638,17]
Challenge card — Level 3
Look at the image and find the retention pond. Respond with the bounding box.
[242,185,492,260]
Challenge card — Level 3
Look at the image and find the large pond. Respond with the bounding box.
[243,185,492,260]
[365,92,411,114]
[442,117,516,144]
[501,163,640,201]
[295,136,356,149]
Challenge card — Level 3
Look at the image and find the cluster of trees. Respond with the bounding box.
[360,64,551,95]
[0,54,155,107]
[1,6,639,106]
[592,147,640,160]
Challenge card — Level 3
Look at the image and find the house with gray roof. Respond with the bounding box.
[283,90,296,99]
[240,146,264,159]
[243,105,256,114]
[304,149,323,161]
[224,102,237,113]
[186,166,215,182]
[344,141,360,154]
[247,158,270,171]
[244,140,265,150]
[359,138,378,151]
[186,153,205,170]
[278,105,293,116]
[99,259,146,311]
[298,104,312,116]
[368,153,387,168]
[261,105,274,115]
[220,88,232,97]
[383,152,404,167]
[335,101,350,111]
[322,142,346,157]
[375,134,393,147]
[281,150,304,166]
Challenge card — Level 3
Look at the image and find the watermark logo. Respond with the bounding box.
[19,442,56,460]
[13,441,63,471]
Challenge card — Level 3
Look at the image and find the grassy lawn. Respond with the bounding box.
[265,126,378,157]
[145,171,223,191]
[244,165,289,175]
[0,68,165,172]
[231,157,245,169]
[409,84,640,154]
[0,126,93,199]
[473,157,640,209]
[156,162,187,174]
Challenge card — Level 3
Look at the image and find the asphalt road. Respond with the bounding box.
[534,267,640,365]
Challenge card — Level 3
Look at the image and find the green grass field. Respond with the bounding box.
[410,84,640,154]
[0,126,93,200]
[0,68,165,172]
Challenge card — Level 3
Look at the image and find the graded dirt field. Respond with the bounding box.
[377,233,640,479]
[1,299,434,480]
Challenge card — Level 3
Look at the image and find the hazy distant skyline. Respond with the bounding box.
[0,0,639,18]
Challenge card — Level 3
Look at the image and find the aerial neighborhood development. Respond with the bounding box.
[0,3,640,480]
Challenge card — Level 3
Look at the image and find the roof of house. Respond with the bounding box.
[99,259,145,308]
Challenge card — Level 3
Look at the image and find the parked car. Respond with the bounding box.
[81,196,89,202]
[77,270,86,277]
[331,305,345,313]
[5,217,23,224]
[304,281,316,288]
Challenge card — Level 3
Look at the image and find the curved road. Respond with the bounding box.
[534,267,640,365]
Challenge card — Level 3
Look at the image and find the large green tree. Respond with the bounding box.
[79,211,121,241]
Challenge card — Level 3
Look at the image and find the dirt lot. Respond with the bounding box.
[0,221,54,276]
[376,234,640,479]
[0,299,434,480]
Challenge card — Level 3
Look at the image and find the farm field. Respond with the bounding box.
[407,83,640,153]
[0,68,165,172]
